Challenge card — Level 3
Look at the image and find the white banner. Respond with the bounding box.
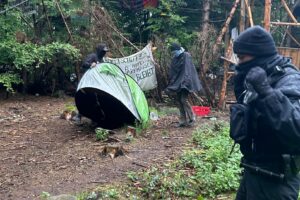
[104,43,157,91]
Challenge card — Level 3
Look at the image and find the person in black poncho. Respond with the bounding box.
[166,43,202,127]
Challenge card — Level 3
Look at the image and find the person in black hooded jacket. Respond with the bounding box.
[166,43,202,127]
[82,43,109,72]
[72,43,109,123]
[232,25,300,200]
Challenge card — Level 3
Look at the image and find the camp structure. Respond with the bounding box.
[75,63,149,129]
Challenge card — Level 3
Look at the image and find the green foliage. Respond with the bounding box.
[0,6,81,93]
[95,128,109,141]
[39,191,50,200]
[0,73,22,92]
[182,122,241,197]
[102,189,119,199]
[126,122,241,199]
[146,0,186,35]
[145,0,195,46]
[40,42,81,66]
[126,171,139,182]
[0,40,80,67]
[12,42,38,70]
[0,38,80,92]
[134,119,151,135]
[0,11,25,41]
[65,103,76,112]
[156,106,178,116]
[76,188,120,200]
[76,191,90,200]
[30,0,82,17]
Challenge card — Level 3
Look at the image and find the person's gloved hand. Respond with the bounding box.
[91,62,97,68]
[245,66,273,97]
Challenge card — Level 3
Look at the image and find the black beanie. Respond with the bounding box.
[233,26,277,57]
[170,43,181,51]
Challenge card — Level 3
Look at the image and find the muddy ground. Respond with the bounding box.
[0,95,228,200]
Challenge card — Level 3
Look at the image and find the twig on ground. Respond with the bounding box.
[132,161,148,168]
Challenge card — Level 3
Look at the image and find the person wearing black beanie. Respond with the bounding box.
[231,26,300,200]
[233,25,277,57]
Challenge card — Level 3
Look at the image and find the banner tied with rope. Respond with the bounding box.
[104,43,157,91]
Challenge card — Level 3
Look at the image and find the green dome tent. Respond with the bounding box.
[75,63,149,129]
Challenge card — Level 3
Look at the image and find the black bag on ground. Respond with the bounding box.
[230,103,250,143]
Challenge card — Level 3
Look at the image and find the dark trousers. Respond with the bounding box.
[236,169,300,200]
[176,89,194,124]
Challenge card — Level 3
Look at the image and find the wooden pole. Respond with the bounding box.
[201,0,211,72]
[281,0,298,23]
[244,0,254,27]
[199,0,216,107]
[218,40,234,110]
[271,21,300,26]
[264,0,272,32]
[213,0,240,53]
[239,0,246,32]
[285,29,300,47]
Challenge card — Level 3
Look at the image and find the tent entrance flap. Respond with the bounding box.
[75,88,136,129]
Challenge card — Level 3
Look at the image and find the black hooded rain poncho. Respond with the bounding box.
[167,50,202,93]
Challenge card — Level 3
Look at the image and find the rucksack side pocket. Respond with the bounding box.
[230,104,250,143]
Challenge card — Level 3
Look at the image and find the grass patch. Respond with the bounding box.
[125,122,241,199]
[95,128,109,141]
[150,106,178,117]
[64,103,77,112]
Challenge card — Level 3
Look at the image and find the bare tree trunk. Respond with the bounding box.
[264,0,272,31]
[240,0,246,32]
[201,0,211,70]
[202,0,211,36]
[200,0,215,106]
[22,69,28,94]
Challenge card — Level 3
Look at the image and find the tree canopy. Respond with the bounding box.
[0,0,299,103]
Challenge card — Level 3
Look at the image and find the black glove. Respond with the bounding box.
[245,66,273,97]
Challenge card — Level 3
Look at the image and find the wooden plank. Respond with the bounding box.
[271,22,300,26]
[277,47,300,68]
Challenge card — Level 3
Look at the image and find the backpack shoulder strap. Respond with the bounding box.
[269,64,300,86]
